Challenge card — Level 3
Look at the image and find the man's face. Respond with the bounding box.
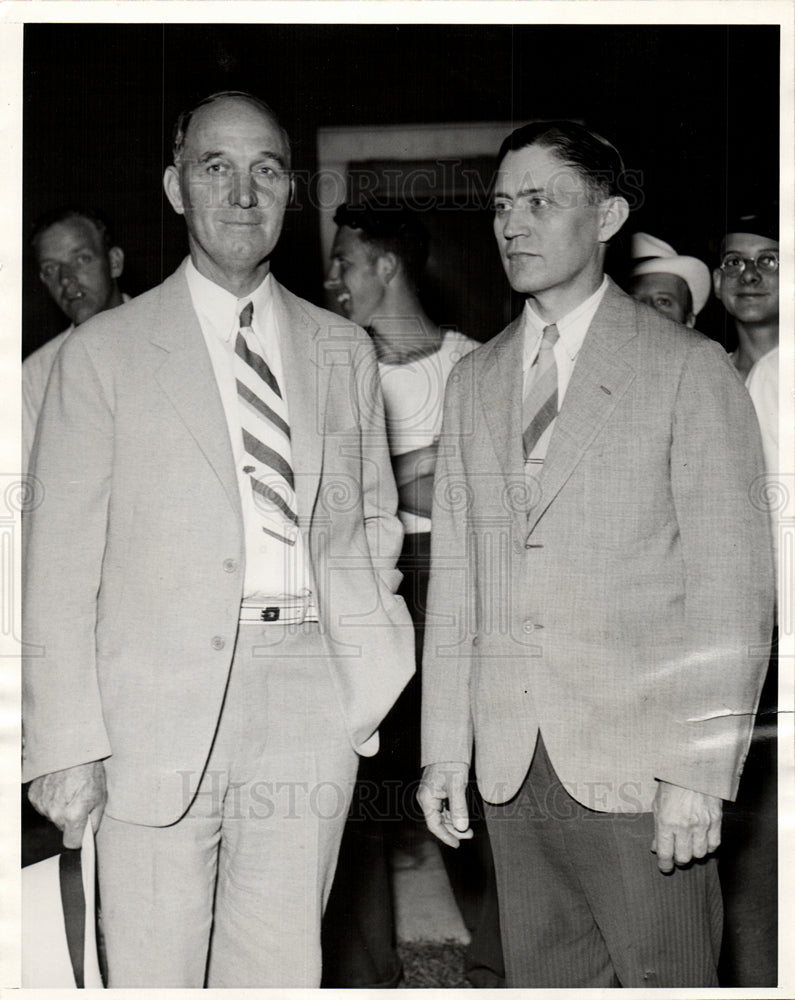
[324,226,385,327]
[713,232,779,326]
[629,272,694,327]
[36,218,123,326]
[164,97,292,283]
[493,144,619,301]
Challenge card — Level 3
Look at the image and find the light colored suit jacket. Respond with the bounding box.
[422,280,774,812]
[22,260,414,826]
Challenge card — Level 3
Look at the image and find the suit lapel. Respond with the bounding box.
[526,281,638,537]
[480,318,525,482]
[271,280,328,527]
[478,319,527,539]
[148,262,242,522]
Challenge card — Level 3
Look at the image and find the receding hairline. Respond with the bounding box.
[172,92,292,167]
[31,208,114,258]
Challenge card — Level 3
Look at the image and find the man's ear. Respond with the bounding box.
[686,312,696,329]
[107,247,125,280]
[163,165,185,216]
[598,196,630,243]
[712,268,723,300]
[376,251,399,285]
[288,173,296,207]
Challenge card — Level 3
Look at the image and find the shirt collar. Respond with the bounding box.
[185,258,273,343]
[522,276,609,366]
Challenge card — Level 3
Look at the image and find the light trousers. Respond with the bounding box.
[96,623,358,987]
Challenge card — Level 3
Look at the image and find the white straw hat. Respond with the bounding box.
[630,232,711,317]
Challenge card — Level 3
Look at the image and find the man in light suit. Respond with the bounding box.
[23,91,414,988]
[418,121,774,988]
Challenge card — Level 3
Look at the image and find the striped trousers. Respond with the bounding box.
[485,738,722,988]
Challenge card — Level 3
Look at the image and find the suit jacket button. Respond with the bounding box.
[472,636,479,646]
[211,635,225,650]
[522,620,535,634]
[222,559,237,573]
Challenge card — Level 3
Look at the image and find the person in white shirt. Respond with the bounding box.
[713,211,779,382]
[322,202,504,987]
[711,210,779,987]
[23,207,127,472]
[712,211,779,536]
[23,90,413,988]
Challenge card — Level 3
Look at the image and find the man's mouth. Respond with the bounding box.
[336,291,351,310]
[222,217,264,227]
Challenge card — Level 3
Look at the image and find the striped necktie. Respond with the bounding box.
[523,323,560,461]
[235,302,299,547]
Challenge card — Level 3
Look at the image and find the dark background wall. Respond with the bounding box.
[23,23,779,356]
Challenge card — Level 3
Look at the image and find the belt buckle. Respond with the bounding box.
[261,607,280,622]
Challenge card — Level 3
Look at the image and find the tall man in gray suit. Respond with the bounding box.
[23,91,414,988]
[418,122,774,988]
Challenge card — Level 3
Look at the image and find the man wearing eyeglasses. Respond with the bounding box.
[712,210,779,987]
[712,211,779,478]
[713,211,779,380]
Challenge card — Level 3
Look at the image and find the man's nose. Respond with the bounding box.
[500,207,529,240]
[58,263,78,287]
[739,260,762,284]
[323,263,340,290]
[230,170,258,209]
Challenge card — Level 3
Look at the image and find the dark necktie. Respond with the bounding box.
[235,302,299,547]
[522,323,560,461]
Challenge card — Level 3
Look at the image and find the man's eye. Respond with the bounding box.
[529,197,549,209]
[206,163,226,174]
[76,253,94,266]
[40,264,57,280]
[656,297,671,307]
[493,202,509,214]
[723,255,742,268]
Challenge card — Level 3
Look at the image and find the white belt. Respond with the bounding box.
[239,598,319,625]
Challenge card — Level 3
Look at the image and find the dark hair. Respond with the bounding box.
[31,206,116,256]
[496,120,625,202]
[720,204,779,252]
[172,90,291,167]
[333,202,430,287]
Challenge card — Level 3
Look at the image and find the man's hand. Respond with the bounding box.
[28,761,107,849]
[417,761,473,849]
[651,780,722,873]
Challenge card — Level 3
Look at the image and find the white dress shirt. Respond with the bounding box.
[521,276,609,403]
[521,277,609,472]
[185,260,312,601]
